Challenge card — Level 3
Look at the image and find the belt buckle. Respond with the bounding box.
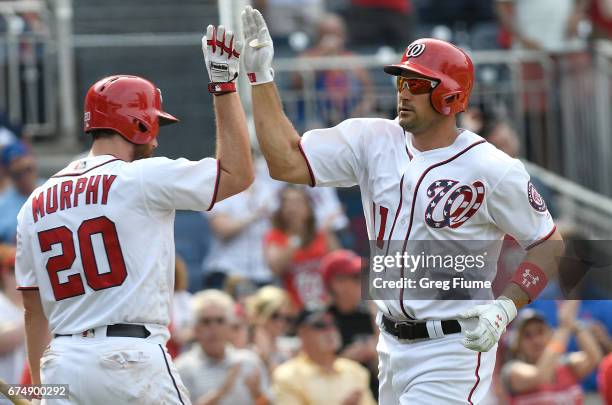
[394,321,414,340]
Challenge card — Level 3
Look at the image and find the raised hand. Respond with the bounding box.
[202,24,242,94]
[240,6,274,85]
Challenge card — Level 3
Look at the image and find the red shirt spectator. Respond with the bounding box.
[265,229,329,308]
[264,186,339,309]
[352,0,411,14]
[599,353,612,405]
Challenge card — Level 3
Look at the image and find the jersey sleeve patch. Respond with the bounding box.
[527,181,547,212]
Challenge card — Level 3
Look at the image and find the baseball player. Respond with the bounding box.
[14,24,252,404]
[240,6,564,404]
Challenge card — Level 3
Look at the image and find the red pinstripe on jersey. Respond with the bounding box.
[467,352,482,404]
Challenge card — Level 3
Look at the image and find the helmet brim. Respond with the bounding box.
[384,62,440,82]
[158,110,179,126]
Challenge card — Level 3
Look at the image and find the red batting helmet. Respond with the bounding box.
[384,38,474,116]
[84,75,179,145]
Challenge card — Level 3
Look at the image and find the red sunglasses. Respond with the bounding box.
[396,77,438,95]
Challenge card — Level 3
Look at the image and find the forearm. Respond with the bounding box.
[576,325,604,365]
[214,92,254,200]
[534,327,571,383]
[266,246,297,275]
[251,83,310,184]
[501,230,564,309]
[24,311,49,385]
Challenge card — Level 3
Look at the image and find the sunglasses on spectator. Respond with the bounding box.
[9,166,35,180]
[310,320,336,330]
[198,317,226,326]
[270,312,294,323]
[396,77,438,95]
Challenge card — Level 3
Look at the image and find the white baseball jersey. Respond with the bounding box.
[15,154,218,338]
[300,118,555,320]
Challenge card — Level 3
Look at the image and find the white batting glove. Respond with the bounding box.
[459,297,517,352]
[202,24,242,84]
[240,6,274,85]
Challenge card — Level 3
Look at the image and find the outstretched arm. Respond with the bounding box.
[214,91,254,200]
[241,6,311,185]
[203,24,254,202]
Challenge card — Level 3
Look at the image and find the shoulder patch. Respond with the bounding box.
[527,181,547,212]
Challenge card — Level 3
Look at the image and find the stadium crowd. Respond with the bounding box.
[1,0,612,404]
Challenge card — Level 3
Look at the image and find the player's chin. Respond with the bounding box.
[398,116,415,132]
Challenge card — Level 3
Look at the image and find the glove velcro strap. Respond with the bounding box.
[510,262,548,303]
[208,82,236,95]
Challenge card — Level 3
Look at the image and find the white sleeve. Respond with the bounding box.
[488,161,556,249]
[299,119,365,187]
[15,205,37,289]
[137,157,220,212]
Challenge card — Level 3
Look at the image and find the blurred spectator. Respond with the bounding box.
[0,141,38,243]
[496,0,591,172]
[501,302,603,404]
[0,121,18,197]
[0,247,25,386]
[176,290,270,405]
[321,250,378,399]
[344,0,415,49]
[293,13,375,129]
[599,353,612,404]
[568,0,612,43]
[264,185,340,309]
[223,275,259,304]
[167,255,194,358]
[254,0,324,52]
[415,0,497,35]
[246,286,296,372]
[461,105,557,218]
[204,160,275,288]
[496,0,584,51]
[174,210,211,293]
[228,302,250,350]
[529,297,612,391]
[272,307,376,405]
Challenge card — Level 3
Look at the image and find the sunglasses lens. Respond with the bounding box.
[312,321,334,330]
[199,317,225,326]
[397,77,434,95]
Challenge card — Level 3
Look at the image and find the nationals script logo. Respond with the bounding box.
[425,179,485,229]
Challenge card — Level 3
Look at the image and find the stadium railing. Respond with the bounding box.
[0,0,55,137]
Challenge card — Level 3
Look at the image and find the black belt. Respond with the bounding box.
[54,324,151,339]
[382,315,461,340]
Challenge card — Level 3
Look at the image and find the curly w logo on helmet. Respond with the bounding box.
[405,43,426,58]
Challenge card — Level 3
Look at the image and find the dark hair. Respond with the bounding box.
[272,185,317,247]
[89,129,121,141]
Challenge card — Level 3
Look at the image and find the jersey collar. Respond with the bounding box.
[405,129,479,160]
